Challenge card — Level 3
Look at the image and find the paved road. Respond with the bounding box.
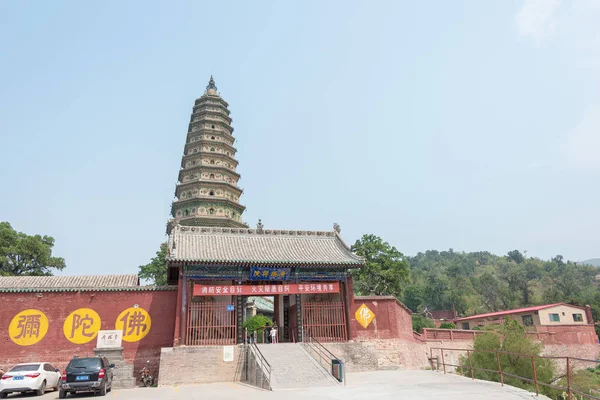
[6,370,548,400]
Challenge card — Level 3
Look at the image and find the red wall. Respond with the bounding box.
[532,324,599,345]
[0,290,177,375]
[350,296,417,342]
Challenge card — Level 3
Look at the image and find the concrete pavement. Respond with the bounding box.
[7,370,549,400]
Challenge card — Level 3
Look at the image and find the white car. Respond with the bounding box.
[0,362,61,398]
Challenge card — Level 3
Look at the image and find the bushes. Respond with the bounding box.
[412,314,436,333]
[439,322,456,329]
[459,318,555,397]
[243,314,273,333]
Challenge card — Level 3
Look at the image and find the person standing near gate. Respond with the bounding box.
[271,322,278,344]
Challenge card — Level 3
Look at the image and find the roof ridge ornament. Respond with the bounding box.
[333,223,341,234]
[206,75,217,92]
[257,219,264,233]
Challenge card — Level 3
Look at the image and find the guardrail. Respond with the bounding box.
[429,347,600,400]
[241,340,272,391]
[303,331,346,385]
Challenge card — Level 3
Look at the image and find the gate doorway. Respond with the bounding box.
[244,295,295,343]
[186,301,236,345]
[302,301,347,342]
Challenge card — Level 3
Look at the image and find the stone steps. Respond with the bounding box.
[257,343,338,390]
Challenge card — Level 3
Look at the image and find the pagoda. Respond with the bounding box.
[168,76,248,232]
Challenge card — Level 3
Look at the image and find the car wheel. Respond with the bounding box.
[36,380,46,396]
[59,389,67,399]
[0,392,8,399]
[99,382,107,396]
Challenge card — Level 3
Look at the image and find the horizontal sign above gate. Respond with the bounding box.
[249,266,291,281]
[193,282,340,296]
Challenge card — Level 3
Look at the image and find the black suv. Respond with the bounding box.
[59,356,114,398]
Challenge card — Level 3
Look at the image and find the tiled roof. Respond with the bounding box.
[455,303,585,322]
[0,274,141,292]
[247,296,274,313]
[167,225,365,266]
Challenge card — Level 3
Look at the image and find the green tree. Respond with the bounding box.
[138,242,168,286]
[411,314,436,333]
[0,222,65,276]
[351,234,410,297]
[461,318,555,397]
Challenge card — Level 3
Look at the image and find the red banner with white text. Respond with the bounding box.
[193,282,340,297]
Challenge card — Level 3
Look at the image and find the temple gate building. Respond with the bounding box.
[166,77,365,345]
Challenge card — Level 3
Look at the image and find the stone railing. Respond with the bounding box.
[421,328,485,341]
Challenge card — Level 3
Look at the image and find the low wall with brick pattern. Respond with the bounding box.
[157,345,244,385]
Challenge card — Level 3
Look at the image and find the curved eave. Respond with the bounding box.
[188,119,234,135]
[176,180,243,195]
[0,286,178,293]
[178,165,240,181]
[196,94,229,108]
[184,140,237,154]
[192,109,233,124]
[171,197,247,211]
[167,260,364,268]
[181,153,239,169]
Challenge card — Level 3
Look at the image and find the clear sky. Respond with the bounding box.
[1,1,599,276]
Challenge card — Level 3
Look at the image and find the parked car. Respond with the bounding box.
[0,362,61,398]
[59,356,114,398]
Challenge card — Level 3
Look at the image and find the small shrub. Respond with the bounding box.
[412,314,436,333]
[439,322,456,329]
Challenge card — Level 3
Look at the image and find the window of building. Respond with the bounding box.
[522,315,534,326]
[184,210,190,217]
[461,323,470,330]
[210,174,215,179]
[209,208,215,215]
[210,160,215,164]
[549,313,560,322]
[573,313,583,322]
[210,147,215,152]
[211,125,215,129]
[211,136,215,140]
[209,191,214,196]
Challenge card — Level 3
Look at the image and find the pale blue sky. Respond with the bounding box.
[1,1,599,276]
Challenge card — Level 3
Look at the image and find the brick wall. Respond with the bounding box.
[0,290,177,378]
[350,296,416,342]
[157,345,243,385]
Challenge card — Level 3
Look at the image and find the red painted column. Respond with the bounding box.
[173,266,183,346]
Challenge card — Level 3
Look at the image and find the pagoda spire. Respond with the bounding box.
[167,79,248,233]
[206,75,217,92]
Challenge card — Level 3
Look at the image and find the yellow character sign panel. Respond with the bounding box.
[355,303,375,329]
[63,308,101,344]
[9,309,49,346]
[115,307,151,342]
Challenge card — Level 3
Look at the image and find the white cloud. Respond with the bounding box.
[564,104,600,168]
[516,0,561,40]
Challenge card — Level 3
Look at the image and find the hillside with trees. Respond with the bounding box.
[350,235,600,336]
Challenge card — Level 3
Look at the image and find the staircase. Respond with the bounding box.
[257,343,338,390]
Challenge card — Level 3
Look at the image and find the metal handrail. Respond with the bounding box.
[247,342,272,391]
[303,331,346,385]
[243,327,272,391]
[430,347,600,400]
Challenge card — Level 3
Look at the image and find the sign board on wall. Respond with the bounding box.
[96,330,123,349]
[193,282,340,297]
[249,267,291,281]
[223,346,234,362]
